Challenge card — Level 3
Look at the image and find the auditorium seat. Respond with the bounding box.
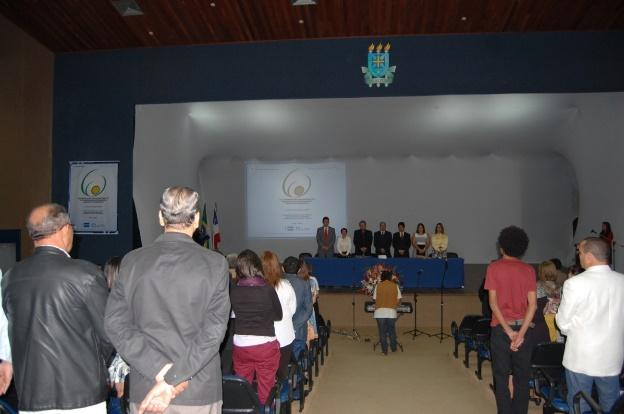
[530,342,568,413]
[573,389,624,414]
[463,318,490,369]
[473,321,492,380]
[222,374,281,414]
[451,314,482,359]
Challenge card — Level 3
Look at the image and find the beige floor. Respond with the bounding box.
[301,327,543,414]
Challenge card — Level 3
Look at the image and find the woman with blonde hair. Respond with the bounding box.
[260,251,296,404]
[533,260,559,345]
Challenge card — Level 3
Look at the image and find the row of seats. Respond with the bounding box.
[451,315,624,414]
[222,320,331,414]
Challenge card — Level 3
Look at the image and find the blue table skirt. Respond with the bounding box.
[306,257,464,289]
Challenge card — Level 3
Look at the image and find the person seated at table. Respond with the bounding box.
[374,221,393,257]
[336,227,352,257]
[392,222,411,258]
[353,220,373,256]
[373,270,402,355]
[411,222,430,258]
[431,222,448,259]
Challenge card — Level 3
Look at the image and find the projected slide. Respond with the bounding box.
[246,162,346,238]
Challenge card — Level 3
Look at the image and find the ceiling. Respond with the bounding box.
[1,0,624,53]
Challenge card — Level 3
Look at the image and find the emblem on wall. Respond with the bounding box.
[361,43,396,87]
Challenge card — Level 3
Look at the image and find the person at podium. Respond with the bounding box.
[374,221,393,257]
[392,222,411,258]
[353,220,373,256]
[373,270,402,355]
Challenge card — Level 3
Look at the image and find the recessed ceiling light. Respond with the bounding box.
[461,16,467,21]
[148,31,154,36]
[210,2,216,7]
[111,0,144,16]
[298,19,304,24]
[292,0,317,5]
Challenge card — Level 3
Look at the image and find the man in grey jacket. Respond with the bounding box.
[282,257,313,359]
[105,187,230,414]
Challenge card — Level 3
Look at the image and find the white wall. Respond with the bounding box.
[198,154,577,264]
[555,93,624,270]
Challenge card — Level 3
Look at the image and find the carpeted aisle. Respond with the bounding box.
[302,327,543,413]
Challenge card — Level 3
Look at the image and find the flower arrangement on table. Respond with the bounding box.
[360,263,402,296]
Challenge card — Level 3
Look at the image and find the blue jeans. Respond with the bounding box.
[565,368,621,413]
[292,338,307,360]
[375,318,397,353]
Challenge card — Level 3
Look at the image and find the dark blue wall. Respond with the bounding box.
[52,32,624,264]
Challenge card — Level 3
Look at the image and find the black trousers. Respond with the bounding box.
[490,324,533,414]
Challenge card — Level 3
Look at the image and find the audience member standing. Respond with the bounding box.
[556,237,624,413]
[353,220,373,256]
[373,222,392,257]
[3,203,112,413]
[315,217,336,258]
[261,251,296,406]
[392,222,411,258]
[485,226,537,414]
[282,257,313,359]
[0,269,12,396]
[105,187,230,414]
[373,271,402,355]
[230,250,282,406]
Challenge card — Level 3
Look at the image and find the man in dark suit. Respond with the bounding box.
[105,186,230,414]
[393,222,411,258]
[2,203,112,413]
[353,220,373,256]
[374,221,393,257]
[315,216,336,258]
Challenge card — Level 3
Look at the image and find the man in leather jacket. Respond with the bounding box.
[2,203,112,413]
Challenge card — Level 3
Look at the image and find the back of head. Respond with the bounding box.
[538,261,558,282]
[27,203,71,241]
[497,226,529,258]
[283,256,300,275]
[381,270,393,282]
[159,186,199,228]
[580,237,610,263]
[226,253,238,269]
[236,249,264,279]
[297,259,311,280]
[104,256,122,289]
[261,251,283,287]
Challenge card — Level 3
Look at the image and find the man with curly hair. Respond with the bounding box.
[485,226,537,414]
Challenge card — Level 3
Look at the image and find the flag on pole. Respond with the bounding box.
[200,203,210,248]
[212,203,221,250]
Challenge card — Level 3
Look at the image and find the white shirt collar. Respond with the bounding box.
[38,244,71,258]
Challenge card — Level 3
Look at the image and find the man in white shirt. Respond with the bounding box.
[556,237,624,412]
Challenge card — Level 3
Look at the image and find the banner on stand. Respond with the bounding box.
[68,161,118,234]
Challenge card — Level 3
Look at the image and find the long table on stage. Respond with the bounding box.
[307,257,464,289]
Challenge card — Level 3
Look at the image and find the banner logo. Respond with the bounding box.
[282,169,311,198]
[80,169,108,197]
[361,43,396,88]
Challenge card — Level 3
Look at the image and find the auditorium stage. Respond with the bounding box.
[317,290,482,330]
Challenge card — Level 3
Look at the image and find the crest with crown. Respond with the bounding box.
[361,42,396,87]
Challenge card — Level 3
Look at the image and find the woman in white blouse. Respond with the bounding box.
[336,227,353,257]
[261,251,296,401]
[411,222,431,258]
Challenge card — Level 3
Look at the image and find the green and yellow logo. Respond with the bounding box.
[81,169,107,197]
